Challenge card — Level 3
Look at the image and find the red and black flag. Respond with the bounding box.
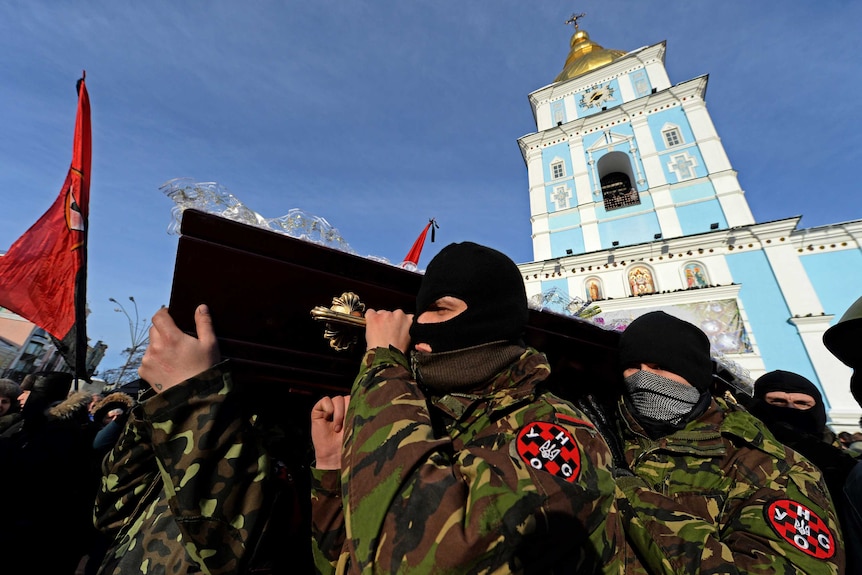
[400,218,438,270]
[0,72,92,379]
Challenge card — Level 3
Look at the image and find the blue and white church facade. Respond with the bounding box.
[516,26,862,431]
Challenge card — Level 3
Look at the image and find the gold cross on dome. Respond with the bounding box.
[565,12,586,30]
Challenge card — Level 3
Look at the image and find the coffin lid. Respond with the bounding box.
[168,209,621,404]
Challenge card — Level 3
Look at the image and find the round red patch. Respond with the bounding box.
[516,421,581,483]
[764,499,835,558]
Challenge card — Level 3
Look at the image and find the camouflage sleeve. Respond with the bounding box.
[93,397,159,536]
[143,364,272,575]
[311,467,345,574]
[342,347,621,574]
[616,457,845,575]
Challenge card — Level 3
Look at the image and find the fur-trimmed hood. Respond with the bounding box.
[48,390,95,422]
[92,392,135,422]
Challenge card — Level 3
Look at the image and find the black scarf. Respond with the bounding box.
[411,342,525,393]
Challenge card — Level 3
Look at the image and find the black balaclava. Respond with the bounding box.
[618,311,714,437]
[751,370,827,436]
[409,242,528,392]
[410,242,528,353]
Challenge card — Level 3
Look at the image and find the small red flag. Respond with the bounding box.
[0,73,91,377]
[400,219,438,270]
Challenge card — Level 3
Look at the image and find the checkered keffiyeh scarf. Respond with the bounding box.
[624,369,701,425]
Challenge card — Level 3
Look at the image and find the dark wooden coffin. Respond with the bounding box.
[168,209,621,405]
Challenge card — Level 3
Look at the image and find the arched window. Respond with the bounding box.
[683,262,709,288]
[585,277,603,301]
[597,151,640,211]
[628,265,656,296]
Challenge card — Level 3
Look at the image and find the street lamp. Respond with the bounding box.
[109,296,149,387]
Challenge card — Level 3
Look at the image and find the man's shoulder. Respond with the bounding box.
[515,391,600,434]
[716,398,790,461]
[538,390,586,414]
[141,363,233,419]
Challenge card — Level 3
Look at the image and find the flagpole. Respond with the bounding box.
[74,71,90,386]
[75,225,88,384]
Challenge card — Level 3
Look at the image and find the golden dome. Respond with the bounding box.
[554,29,626,82]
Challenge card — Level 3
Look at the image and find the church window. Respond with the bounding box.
[628,266,656,296]
[597,151,640,211]
[663,127,682,148]
[551,160,566,180]
[600,172,639,210]
[552,185,570,210]
[683,263,709,288]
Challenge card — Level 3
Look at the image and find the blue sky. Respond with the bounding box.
[1,1,860,373]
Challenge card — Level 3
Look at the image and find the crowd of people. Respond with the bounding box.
[0,372,137,573]
[0,242,860,574]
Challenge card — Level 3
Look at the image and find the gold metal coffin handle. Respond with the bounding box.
[310,292,367,351]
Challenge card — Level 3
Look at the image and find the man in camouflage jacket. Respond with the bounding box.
[613,311,845,574]
[310,242,623,574]
[94,305,297,575]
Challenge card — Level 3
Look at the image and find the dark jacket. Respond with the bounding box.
[616,396,845,574]
[312,347,623,574]
[746,400,862,575]
[94,363,308,575]
[0,390,98,574]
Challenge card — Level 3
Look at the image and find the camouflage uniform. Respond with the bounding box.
[94,365,276,575]
[615,395,845,574]
[312,346,623,574]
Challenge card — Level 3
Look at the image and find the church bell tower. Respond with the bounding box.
[518,14,755,261]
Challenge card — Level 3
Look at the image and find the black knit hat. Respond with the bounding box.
[410,242,528,353]
[0,378,20,400]
[619,311,713,393]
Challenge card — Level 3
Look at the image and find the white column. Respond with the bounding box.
[711,171,755,226]
[683,99,732,173]
[581,205,601,252]
[760,243,823,315]
[531,215,552,261]
[630,115,664,188]
[788,315,861,429]
[525,146,551,261]
[644,60,671,91]
[568,138,592,206]
[618,73,636,103]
